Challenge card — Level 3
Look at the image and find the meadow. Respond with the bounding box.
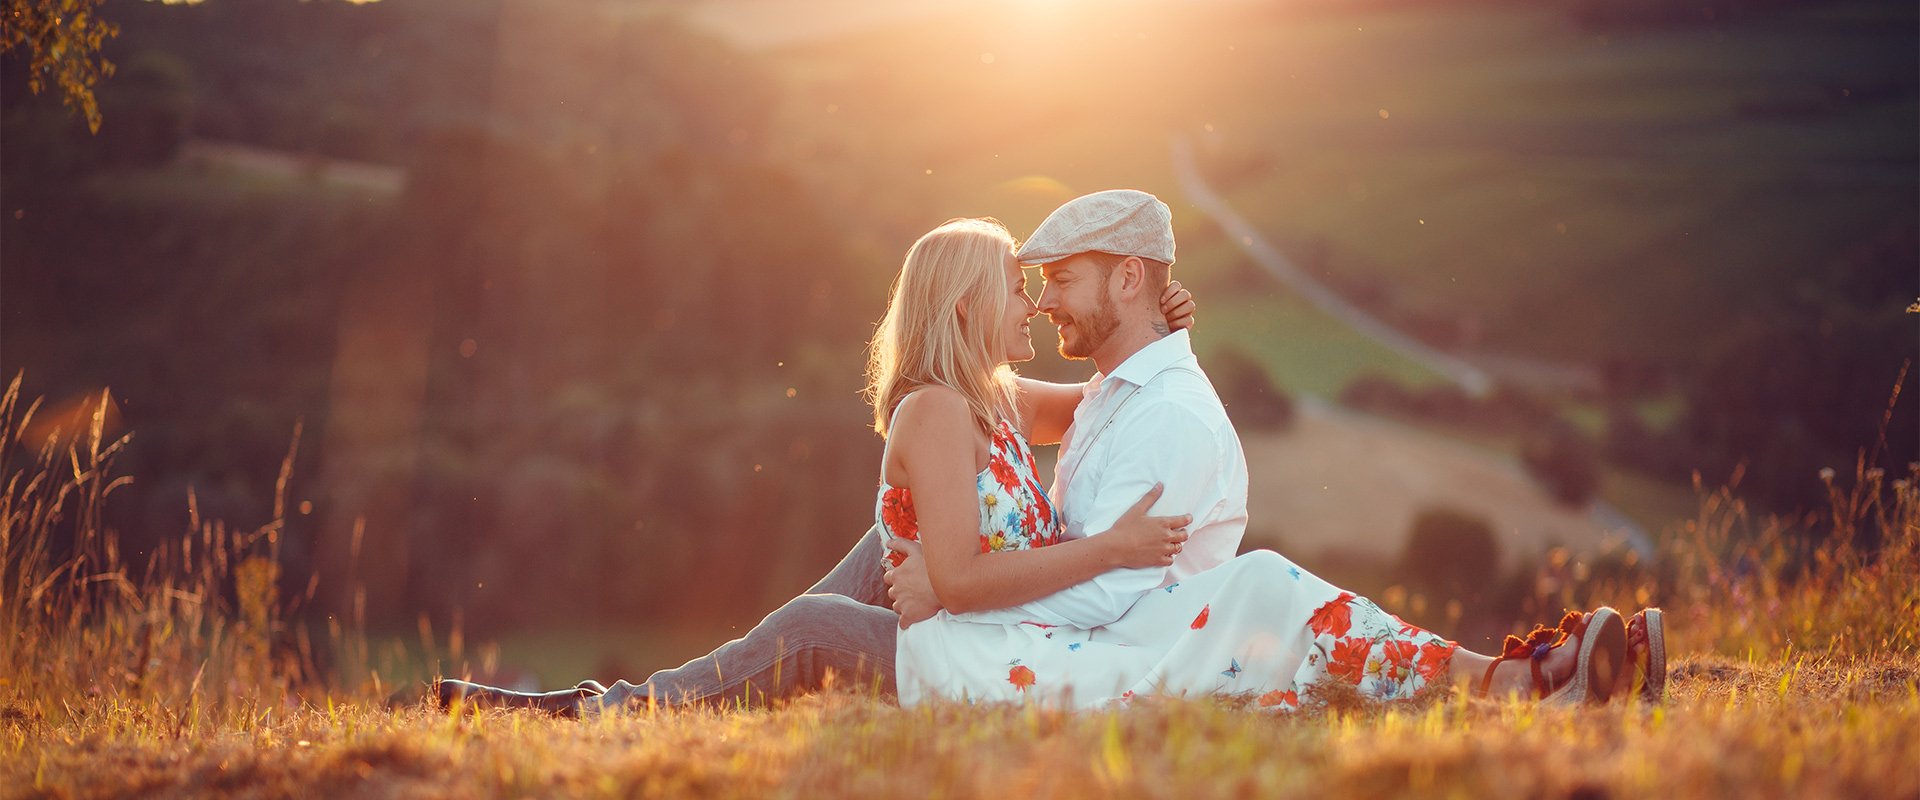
[770,0,1916,375]
[3,374,1915,798]
[2,1,1914,795]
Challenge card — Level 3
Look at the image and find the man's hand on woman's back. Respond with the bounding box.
[884,539,942,629]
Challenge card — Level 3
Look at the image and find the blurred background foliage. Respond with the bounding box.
[1,0,1913,680]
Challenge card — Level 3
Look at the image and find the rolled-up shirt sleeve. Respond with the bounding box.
[950,403,1223,629]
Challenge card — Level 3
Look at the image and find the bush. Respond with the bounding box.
[1208,346,1295,431]
[1397,507,1502,610]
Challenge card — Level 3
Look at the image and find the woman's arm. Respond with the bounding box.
[886,486,1186,616]
[1013,280,1196,445]
[1014,377,1084,446]
[891,391,1187,618]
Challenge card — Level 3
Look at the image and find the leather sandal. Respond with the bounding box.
[1627,608,1667,704]
[1475,607,1627,706]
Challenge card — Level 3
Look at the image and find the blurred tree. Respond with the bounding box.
[1680,221,1918,513]
[1397,506,1500,613]
[2,0,119,132]
[1520,421,1600,508]
[92,49,190,166]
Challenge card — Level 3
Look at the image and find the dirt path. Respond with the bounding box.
[1239,398,1655,568]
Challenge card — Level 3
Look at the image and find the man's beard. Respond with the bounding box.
[1054,293,1119,360]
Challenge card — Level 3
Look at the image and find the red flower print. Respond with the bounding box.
[1308,592,1356,639]
[880,489,918,541]
[1257,689,1298,709]
[989,456,1023,494]
[1008,665,1036,691]
[1381,639,1418,671]
[1416,640,1456,681]
[1190,605,1211,629]
[1328,637,1371,684]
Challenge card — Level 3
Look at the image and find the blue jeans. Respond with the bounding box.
[587,524,897,712]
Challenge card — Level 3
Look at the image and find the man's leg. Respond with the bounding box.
[802,523,889,606]
[590,592,897,712]
[434,525,895,715]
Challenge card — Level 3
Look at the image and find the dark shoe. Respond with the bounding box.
[433,678,593,717]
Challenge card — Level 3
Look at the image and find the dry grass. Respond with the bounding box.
[3,374,1917,799]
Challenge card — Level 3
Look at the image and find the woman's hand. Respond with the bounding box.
[1161,280,1196,331]
[1102,484,1192,569]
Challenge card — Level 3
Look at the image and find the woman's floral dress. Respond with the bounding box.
[877,420,1457,710]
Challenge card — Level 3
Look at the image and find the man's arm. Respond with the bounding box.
[949,404,1225,629]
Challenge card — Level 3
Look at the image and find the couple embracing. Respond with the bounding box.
[439,190,1668,715]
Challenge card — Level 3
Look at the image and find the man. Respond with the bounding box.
[436,189,1246,714]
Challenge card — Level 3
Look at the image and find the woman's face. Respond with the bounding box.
[996,250,1039,364]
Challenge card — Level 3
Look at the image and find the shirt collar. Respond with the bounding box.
[1104,329,1195,389]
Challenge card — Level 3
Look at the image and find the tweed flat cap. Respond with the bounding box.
[1016,189,1175,266]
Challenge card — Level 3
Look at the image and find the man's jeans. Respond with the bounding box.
[588,524,898,712]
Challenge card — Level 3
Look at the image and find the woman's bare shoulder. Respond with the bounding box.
[892,385,970,431]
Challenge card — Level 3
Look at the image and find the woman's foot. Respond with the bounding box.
[1476,608,1627,705]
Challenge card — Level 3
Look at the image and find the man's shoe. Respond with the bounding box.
[434,678,593,717]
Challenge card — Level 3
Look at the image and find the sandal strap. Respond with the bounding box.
[1477,657,1504,697]
[1483,609,1587,699]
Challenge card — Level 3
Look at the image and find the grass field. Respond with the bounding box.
[4,373,1917,797]
[8,654,1918,798]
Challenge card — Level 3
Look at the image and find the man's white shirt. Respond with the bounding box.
[952,329,1249,629]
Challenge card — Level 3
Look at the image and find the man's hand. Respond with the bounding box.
[883,539,941,629]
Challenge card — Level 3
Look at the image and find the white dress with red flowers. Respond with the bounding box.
[879,421,1457,710]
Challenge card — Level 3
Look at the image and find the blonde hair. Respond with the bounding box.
[864,218,1021,438]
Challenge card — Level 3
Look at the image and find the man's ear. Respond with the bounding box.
[1116,256,1146,301]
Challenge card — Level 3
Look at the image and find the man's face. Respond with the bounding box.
[1035,253,1120,361]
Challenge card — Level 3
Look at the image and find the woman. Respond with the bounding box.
[866,217,1665,710]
